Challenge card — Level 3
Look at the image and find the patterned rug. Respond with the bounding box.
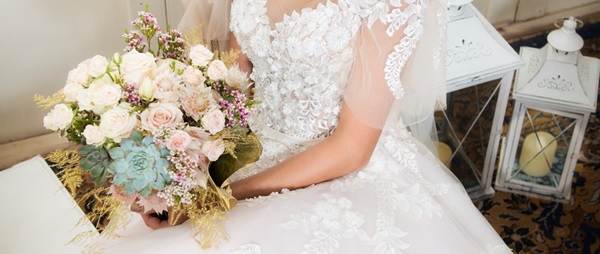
[475,22,600,254]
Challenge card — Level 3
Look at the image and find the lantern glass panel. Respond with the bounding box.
[435,79,501,192]
[510,109,576,188]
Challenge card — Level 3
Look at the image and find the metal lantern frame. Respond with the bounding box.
[496,100,589,201]
[439,2,524,201]
[495,18,600,201]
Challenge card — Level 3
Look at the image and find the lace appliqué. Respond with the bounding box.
[230,0,360,141]
[231,243,263,254]
[282,194,368,254]
[433,0,448,69]
[350,0,429,99]
[383,127,451,196]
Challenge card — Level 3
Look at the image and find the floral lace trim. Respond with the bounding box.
[282,194,368,254]
[231,243,263,254]
[383,128,451,196]
[351,0,429,99]
[433,0,448,69]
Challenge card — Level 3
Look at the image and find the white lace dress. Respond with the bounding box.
[95,0,512,253]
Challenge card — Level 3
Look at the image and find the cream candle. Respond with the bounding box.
[435,141,453,168]
[519,131,557,177]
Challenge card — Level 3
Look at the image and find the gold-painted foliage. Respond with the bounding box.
[46,149,84,196]
[220,49,242,68]
[183,24,206,48]
[34,90,65,109]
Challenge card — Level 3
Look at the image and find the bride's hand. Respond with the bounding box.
[137,207,189,230]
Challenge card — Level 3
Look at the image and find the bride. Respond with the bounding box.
[95,0,512,253]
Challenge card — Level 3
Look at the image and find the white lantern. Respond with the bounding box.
[495,17,600,202]
[437,0,524,201]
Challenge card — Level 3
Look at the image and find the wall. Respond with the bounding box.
[0,0,599,168]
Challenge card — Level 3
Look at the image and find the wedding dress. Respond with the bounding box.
[94,0,512,253]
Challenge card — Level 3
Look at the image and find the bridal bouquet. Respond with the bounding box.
[36,9,260,248]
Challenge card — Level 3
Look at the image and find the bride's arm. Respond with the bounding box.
[228,32,381,200]
[231,101,381,200]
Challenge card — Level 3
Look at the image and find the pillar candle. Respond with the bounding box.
[519,131,557,177]
[435,141,453,168]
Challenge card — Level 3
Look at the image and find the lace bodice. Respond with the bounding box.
[230,0,362,140]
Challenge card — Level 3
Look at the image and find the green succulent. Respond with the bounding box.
[79,145,111,186]
[107,130,172,197]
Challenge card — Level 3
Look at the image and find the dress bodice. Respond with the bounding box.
[230,0,362,140]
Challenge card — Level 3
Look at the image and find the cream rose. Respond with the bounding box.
[225,64,249,90]
[121,50,157,85]
[166,130,192,151]
[99,106,137,143]
[154,59,185,77]
[63,82,84,102]
[87,55,109,78]
[201,139,225,161]
[201,109,225,134]
[182,66,206,86]
[189,45,214,67]
[140,103,184,132]
[43,104,74,131]
[83,125,106,146]
[207,60,228,80]
[66,59,91,87]
[91,82,122,114]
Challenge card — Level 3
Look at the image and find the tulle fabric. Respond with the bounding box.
[177,0,232,50]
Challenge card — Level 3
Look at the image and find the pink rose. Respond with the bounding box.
[140,103,184,132]
[43,104,74,131]
[83,125,105,146]
[99,106,137,143]
[202,139,225,161]
[201,109,225,134]
[166,130,192,151]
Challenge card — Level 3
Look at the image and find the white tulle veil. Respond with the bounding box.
[177,0,232,51]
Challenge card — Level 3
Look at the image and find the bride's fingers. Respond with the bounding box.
[141,212,169,230]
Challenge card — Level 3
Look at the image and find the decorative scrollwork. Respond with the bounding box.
[446,39,493,65]
[537,75,574,92]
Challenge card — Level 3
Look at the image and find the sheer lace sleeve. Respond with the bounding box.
[343,0,448,143]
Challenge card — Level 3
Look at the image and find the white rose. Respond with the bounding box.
[166,130,192,151]
[182,66,206,86]
[87,55,109,78]
[189,45,214,67]
[99,106,136,143]
[207,60,228,80]
[121,50,157,85]
[91,82,122,114]
[225,64,249,90]
[83,125,105,146]
[63,82,84,102]
[201,109,225,135]
[154,59,185,77]
[66,59,91,87]
[153,71,182,104]
[201,139,225,161]
[43,104,74,131]
[140,103,184,132]
[139,77,154,101]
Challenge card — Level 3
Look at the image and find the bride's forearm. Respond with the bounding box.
[230,102,381,200]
